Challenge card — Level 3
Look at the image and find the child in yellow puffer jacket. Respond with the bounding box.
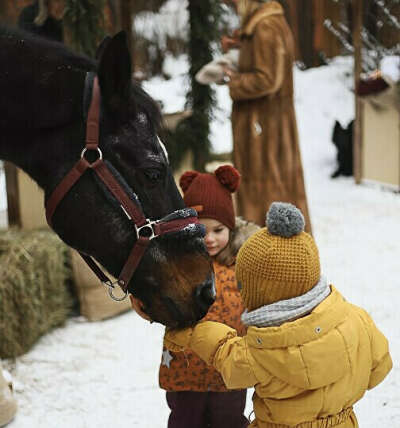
[164,202,392,428]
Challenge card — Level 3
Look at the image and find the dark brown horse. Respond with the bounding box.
[0,26,214,328]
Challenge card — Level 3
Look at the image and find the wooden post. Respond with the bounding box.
[106,0,120,33]
[118,0,134,58]
[4,162,21,227]
[297,0,315,67]
[353,0,363,184]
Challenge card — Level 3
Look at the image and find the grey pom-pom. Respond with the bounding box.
[266,202,305,237]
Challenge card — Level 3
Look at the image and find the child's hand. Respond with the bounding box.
[164,327,193,352]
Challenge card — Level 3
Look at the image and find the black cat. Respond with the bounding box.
[331,120,354,178]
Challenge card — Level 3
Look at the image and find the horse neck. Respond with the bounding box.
[0,29,96,189]
[0,29,95,131]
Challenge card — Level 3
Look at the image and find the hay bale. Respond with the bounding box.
[0,228,74,358]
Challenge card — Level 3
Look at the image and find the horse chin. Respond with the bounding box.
[143,292,210,328]
[150,308,208,329]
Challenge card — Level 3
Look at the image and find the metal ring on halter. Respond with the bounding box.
[102,280,129,302]
[135,219,159,240]
[81,147,103,162]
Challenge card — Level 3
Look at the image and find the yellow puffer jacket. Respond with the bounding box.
[169,287,392,428]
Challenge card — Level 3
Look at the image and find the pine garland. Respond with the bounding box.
[63,0,106,57]
[166,0,223,172]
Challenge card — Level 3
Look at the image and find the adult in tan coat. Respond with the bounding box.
[226,0,312,232]
[165,203,392,428]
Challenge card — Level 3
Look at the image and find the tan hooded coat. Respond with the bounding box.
[230,1,311,232]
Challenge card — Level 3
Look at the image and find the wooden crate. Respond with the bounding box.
[4,164,47,229]
[361,102,400,189]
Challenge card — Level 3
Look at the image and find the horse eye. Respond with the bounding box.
[144,168,162,183]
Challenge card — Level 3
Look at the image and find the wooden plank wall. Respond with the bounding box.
[280,0,343,66]
[0,0,32,25]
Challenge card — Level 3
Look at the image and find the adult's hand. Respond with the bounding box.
[221,35,236,53]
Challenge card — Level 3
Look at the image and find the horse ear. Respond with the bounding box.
[95,36,112,60]
[97,31,132,117]
[214,165,240,192]
[179,171,199,193]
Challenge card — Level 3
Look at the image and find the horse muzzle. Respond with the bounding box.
[195,273,216,315]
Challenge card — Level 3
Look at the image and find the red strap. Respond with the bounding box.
[85,77,100,149]
[91,159,147,226]
[79,252,111,284]
[118,237,150,291]
[46,158,90,226]
[46,76,101,227]
[154,216,199,236]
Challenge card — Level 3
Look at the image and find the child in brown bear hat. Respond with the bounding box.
[159,165,259,428]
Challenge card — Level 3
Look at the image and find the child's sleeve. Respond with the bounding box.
[361,311,393,389]
[189,321,260,389]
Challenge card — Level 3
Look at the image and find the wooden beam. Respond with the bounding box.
[4,162,21,227]
[353,0,363,184]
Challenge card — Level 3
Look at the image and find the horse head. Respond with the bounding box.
[0,28,214,328]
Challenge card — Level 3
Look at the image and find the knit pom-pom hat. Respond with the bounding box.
[236,202,320,311]
[179,165,240,230]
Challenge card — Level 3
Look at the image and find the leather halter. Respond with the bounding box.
[45,76,201,301]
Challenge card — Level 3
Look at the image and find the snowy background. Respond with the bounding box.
[1,55,399,427]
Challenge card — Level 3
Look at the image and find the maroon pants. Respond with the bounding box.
[166,390,249,428]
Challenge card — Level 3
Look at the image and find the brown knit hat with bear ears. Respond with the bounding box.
[179,165,240,230]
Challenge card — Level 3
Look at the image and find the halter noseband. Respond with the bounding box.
[45,76,201,301]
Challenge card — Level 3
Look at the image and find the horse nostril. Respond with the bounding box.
[195,275,216,312]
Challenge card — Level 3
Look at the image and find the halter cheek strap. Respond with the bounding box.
[45,76,201,301]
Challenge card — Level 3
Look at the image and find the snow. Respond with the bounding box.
[142,54,190,114]
[134,0,189,49]
[143,54,234,154]
[2,56,400,427]
[380,55,400,83]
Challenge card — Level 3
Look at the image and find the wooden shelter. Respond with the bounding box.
[352,0,400,190]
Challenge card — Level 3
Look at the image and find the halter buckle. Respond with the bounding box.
[135,219,159,240]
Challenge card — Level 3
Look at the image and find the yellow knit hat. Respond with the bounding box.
[236,202,320,311]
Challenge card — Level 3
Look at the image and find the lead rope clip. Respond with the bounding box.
[102,279,129,302]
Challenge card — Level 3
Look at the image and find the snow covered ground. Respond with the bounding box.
[2,57,399,427]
